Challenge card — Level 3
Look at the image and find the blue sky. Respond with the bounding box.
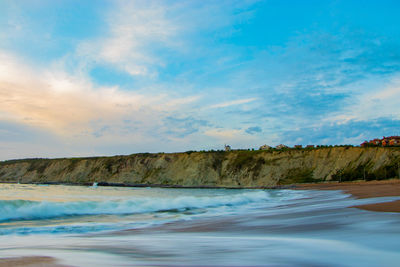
[1,0,400,160]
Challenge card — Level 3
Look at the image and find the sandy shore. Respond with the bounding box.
[295,179,400,212]
[0,256,70,267]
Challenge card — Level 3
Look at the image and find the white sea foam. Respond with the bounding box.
[0,190,271,221]
[1,185,399,266]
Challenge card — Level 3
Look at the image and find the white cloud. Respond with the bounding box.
[0,51,199,141]
[204,128,259,146]
[72,0,259,79]
[76,0,180,77]
[0,1,263,159]
[325,76,400,123]
[204,129,243,139]
[208,98,258,109]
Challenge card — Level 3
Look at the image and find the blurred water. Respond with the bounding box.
[0,184,399,266]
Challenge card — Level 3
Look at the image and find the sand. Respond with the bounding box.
[0,256,70,267]
[295,179,400,212]
[0,181,399,266]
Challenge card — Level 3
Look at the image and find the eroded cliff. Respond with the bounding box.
[0,147,399,187]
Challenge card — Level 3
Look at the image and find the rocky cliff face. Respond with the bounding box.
[0,147,399,187]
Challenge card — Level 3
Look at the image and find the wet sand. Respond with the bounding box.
[0,256,69,267]
[1,184,399,266]
[295,179,400,212]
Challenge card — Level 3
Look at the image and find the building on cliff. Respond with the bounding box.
[382,136,400,146]
[276,144,289,149]
[259,144,271,150]
[361,136,400,147]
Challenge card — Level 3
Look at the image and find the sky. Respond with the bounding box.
[1,0,400,160]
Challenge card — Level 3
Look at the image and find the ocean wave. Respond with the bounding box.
[0,191,270,222]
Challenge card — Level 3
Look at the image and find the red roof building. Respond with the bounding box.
[369,139,381,146]
[362,136,400,147]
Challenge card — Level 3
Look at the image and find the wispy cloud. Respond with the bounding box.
[1,1,400,159]
[208,98,258,109]
[245,126,262,135]
[76,0,180,77]
[325,76,400,123]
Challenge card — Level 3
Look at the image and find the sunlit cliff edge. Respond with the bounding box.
[0,147,399,187]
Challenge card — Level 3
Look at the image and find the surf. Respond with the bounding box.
[0,190,271,222]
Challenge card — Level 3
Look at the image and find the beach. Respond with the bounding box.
[0,256,69,267]
[295,179,400,212]
[0,183,400,266]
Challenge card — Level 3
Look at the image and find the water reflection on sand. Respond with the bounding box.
[0,185,399,266]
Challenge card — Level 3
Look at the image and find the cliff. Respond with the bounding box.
[0,147,399,187]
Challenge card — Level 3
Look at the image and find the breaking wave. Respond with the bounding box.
[0,191,271,221]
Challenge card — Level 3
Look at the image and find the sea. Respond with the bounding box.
[0,184,400,266]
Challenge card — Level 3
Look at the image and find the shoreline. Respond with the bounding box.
[0,256,69,267]
[0,181,294,190]
[2,179,399,213]
[294,179,400,213]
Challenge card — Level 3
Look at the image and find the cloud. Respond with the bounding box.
[2,1,400,160]
[162,116,209,138]
[74,0,181,78]
[208,98,258,109]
[71,0,260,82]
[204,128,259,147]
[0,51,200,140]
[0,1,263,159]
[214,29,400,137]
[204,128,243,140]
[323,76,400,124]
[280,117,400,146]
[245,126,262,134]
